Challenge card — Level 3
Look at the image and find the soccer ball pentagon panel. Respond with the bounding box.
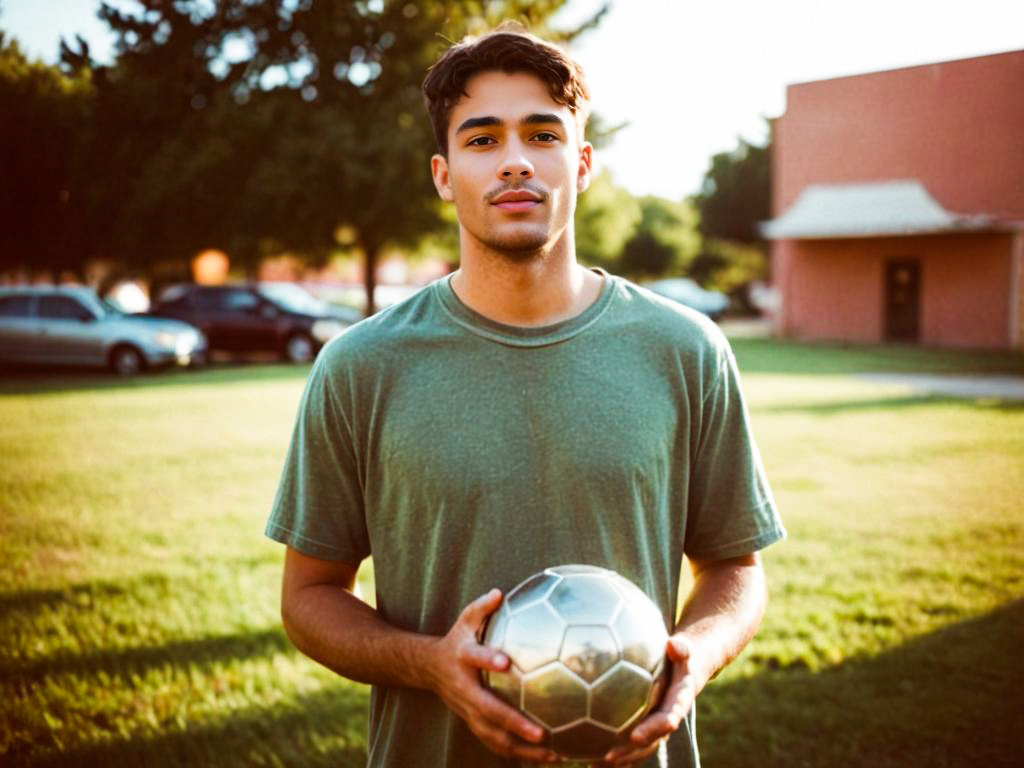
[482,564,669,761]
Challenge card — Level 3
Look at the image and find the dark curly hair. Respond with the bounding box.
[422,24,589,156]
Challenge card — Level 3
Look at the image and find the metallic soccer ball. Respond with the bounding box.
[482,564,669,762]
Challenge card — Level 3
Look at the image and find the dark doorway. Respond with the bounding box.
[884,259,921,342]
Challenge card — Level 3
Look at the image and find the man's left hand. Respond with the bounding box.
[599,634,700,766]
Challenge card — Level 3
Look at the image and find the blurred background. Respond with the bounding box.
[1,2,1023,767]
[3,0,1021,328]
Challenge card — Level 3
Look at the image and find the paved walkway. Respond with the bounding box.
[857,373,1024,401]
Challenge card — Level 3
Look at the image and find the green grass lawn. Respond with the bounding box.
[1,340,1022,767]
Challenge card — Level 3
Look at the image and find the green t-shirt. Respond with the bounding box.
[266,271,784,767]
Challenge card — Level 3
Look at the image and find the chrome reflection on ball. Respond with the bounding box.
[482,564,669,761]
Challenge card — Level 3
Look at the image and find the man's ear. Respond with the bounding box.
[431,154,454,202]
[576,141,593,194]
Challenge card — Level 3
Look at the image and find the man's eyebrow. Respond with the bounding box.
[455,113,567,135]
[455,116,502,134]
[521,113,566,129]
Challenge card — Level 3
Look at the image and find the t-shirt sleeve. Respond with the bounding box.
[684,341,785,560]
[264,350,371,563]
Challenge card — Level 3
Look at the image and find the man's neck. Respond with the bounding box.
[451,235,604,328]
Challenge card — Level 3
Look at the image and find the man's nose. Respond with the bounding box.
[499,141,534,179]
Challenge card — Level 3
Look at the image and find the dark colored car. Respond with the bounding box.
[148,283,361,362]
[0,285,207,375]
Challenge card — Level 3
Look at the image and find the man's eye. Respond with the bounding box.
[532,132,558,142]
[467,136,496,146]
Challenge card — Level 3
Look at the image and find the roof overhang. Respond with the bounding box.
[760,180,1019,239]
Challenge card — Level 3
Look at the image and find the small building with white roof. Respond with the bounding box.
[762,50,1024,349]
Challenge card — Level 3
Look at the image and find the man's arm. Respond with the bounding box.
[279,546,561,763]
[604,551,768,765]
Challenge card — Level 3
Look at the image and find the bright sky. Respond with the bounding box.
[4,0,1023,200]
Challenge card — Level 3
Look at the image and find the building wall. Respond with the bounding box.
[1014,234,1024,348]
[772,50,1024,349]
[780,234,1015,348]
[775,50,1024,218]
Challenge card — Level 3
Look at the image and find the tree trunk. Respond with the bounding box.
[363,242,378,317]
[244,253,260,284]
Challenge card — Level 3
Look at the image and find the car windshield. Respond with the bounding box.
[258,283,329,314]
[69,291,114,319]
[99,297,125,316]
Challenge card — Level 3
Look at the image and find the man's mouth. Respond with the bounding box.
[489,187,544,212]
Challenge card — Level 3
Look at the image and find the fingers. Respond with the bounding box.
[473,686,545,744]
[471,718,560,762]
[458,640,509,672]
[446,589,562,761]
[458,588,503,630]
[667,633,691,663]
[603,708,679,763]
[455,589,508,672]
[628,710,680,745]
[602,739,661,765]
[456,685,556,760]
[603,637,698,763]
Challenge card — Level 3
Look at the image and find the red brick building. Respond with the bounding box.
[763,50,1024,349]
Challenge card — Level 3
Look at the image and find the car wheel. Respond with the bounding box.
[109,344,145,376]
[283,333,315,363]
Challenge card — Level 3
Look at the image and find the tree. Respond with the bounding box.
[688,239,766,294]
[692,127,772,244]
[615,195,699,281]
[0,34,93,279]
[76,0,607,312]
[689,126,773,305]
[575,169,640,271]
[619,231,675,279]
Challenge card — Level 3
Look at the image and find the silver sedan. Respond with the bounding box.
[0,285,207,375]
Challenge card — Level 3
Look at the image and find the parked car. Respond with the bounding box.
[148,283,360,363]
[0,285,207,375]
[642,278,730,319]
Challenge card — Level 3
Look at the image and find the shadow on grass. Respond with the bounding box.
[730,338,1024,376]
[0,558,279,615]
[17,686,370,768]
[699,599,1024,768]
[0,361,311,396]
[759,394,1024,415]
[1,628,293,687]
[0,573,177,614]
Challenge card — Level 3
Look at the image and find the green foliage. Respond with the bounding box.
[624,195,700,278]
[692,128,772,244]
[1,341,1022,765]
[619,231,675,279]
[685,126,774,300]
[689,237,767,296]
[574,169,641,270]
[576,173,700,280]
[0,36,93,277]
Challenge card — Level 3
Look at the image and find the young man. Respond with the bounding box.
[266,27,784,768]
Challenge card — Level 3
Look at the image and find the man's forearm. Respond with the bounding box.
[282,582,440,690]
[281,575,556,761]
[674,553,768,692]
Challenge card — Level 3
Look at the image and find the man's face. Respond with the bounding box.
[431,70,592,259]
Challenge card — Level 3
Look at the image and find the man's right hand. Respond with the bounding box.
[424,588,562,764]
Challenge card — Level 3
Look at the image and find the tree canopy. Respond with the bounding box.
[692,127,772,244]
[688,126,773,304]
[0,34,92,280]
[5,0,608,310]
